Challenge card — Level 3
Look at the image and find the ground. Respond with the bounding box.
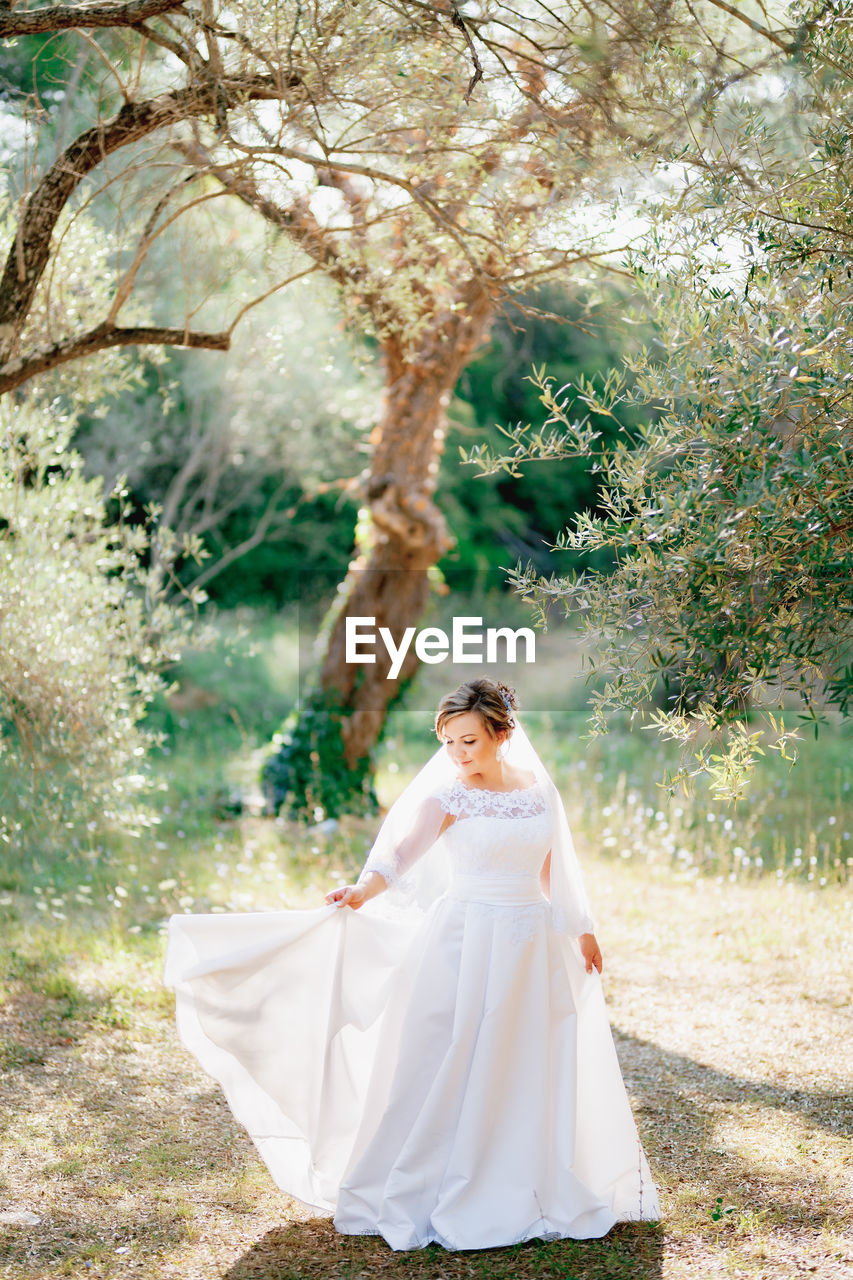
[1,855,850,1280]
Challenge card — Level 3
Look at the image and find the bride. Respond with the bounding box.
[165,677,659,1250]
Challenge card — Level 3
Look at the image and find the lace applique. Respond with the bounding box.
[438,779,547,821]
[462,900,549,944]
[358,860,398,889]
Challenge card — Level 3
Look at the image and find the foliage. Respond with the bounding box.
[0,399,199,850]
[464,7,853,799]
[0,183,146,411]
[0,28,126,108]
[443,285,654,578]
[69,282,651,608]
[0,3,808,396]
[73,274,379,606]
[262,686,378,822]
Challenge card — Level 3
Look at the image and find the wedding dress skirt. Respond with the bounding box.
[165,784,659,1250]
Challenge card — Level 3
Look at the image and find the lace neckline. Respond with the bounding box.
[440,777,547,820]
[455,779,539,796]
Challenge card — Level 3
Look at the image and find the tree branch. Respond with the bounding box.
[0,71,295,365]
[0,0,187,38]
[212,139,493,280]
[157,399,221,534]
[0,323,229,395]
[174,142,344,273]
[702,0,794,54]
[450,5,483,102]
[184,479,293,592]
[106,182,226,324]
[132,16,202,70]
[186,153,403,333]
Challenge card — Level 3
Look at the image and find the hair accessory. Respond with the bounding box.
[501,690,514,716]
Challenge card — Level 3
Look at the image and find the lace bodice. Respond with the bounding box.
[360,779,553,892]
[436,780,552,879]
[358,760,593,937]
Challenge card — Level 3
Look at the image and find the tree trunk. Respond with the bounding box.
[265,278,495,816]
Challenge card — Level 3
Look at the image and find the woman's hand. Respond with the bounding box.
[325,870,388,910]
[579,932,603,975]
[325,883,368,910]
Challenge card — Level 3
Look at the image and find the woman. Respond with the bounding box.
[165,678,659,1250]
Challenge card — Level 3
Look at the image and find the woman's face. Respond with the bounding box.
[440,711,505,778]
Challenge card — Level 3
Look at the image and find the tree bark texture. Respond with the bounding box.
[318,275,496,769]
[0,1,187,39]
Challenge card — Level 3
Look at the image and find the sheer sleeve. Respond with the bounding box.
[544,778,595,938]
[357,792,450,890]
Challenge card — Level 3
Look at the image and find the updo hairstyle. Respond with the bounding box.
[434,678,519,742]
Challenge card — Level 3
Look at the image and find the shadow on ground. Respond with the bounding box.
[614,1025,852,1144]
[222,1021,850,1280]
[224,1217,665,1280]
[2,980,848,1279]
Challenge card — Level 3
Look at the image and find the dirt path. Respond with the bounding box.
[595,862,853,1279]
[1,861,850,1280]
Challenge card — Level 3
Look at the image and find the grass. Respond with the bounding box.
[0,858,850,1279]
[1,605,852,1278]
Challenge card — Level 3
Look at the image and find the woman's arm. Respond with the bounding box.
[326,806,456,909]
[542,847,602,973]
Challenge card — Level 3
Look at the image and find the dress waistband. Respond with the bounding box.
[448,874,546,907]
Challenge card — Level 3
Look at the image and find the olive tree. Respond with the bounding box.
[0,395,204,849]
[0,2,817,816]
[465,1,851,799]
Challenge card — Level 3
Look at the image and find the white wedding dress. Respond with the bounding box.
[165,776,659,1251]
